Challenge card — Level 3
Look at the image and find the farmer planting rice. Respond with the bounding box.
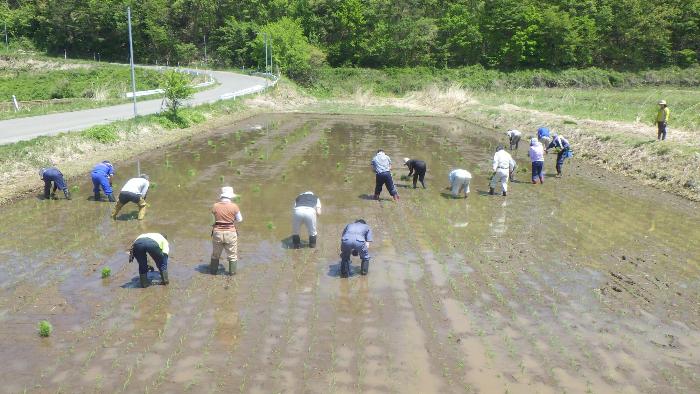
[528,138,545,184]
[537,127,552,151]
[490,145,516,196]
[448,168,472,198]
[546,133,572,177]
[39,166,71,200]
[90,160,115,202]
[129,232,169,288]
[339,219,373,277]
[506,129,522,150]
[111,174,150,220]
[291,191,322,249]
[210,186,243,275]
[371,149,399,202]
[403,157,427,189]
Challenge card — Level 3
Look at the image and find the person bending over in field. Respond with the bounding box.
[404,157,427,189]
[130,233,169,288]
[39,166,71,200]
[339,219,373,277]
[371,149,399,202]
[291,191,322,249]
[448,168,472,198]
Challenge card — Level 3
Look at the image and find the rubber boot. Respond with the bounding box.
[160,270,169,285]
[139,274,150,288]
[137,204,146,220]
[340,259,350,278]
[64,190,72,200]
[94,191,101,201]
[292,235,301,249]
[308,235,317,248]
[502,191,507,197]
[107,193,115,202]
[229,260,237,276]
[210,258,219,275]
[489,187,495,195]
[360,259,369,275]
[111,201,124,219]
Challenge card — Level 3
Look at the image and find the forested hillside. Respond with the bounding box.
[2,0,699,81]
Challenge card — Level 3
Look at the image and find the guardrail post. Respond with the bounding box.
[12,95,19,112]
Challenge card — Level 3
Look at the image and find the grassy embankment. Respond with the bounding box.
[300,66,700,201]
[0,51,207,120]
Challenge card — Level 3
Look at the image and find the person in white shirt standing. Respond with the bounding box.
[292,191,322,249]
[448,169,472,198]
[506,129,522,150]
[112,174,150,220]
[489,146,516,196]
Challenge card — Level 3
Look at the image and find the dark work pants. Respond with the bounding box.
[556,149,568,174]
[412,169,426,188]
[657,122,667,140]
[133,238,168,275]
[374,171,397,197]
[531,161,544,181]
[43,174,67,197]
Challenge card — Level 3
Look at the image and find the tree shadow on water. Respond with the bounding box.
[280,235,308,249]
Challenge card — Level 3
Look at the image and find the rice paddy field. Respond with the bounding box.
[0,114,698,393]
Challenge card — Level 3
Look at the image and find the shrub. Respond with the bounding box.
[38,320,53,337]
[82,125,120,143]
[50,79,76,99]
[101,267,112,278]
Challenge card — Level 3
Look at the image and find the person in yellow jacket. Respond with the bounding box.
[656,100,670,141]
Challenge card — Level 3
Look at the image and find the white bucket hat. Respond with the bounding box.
[220,186,238,199]
[403,157,410,164]
[658,100,667,105]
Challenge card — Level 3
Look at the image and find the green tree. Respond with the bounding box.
[160,70,194,115]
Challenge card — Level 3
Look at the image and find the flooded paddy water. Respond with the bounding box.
[0,113,698,393]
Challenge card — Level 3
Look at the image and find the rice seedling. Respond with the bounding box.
[236,168,242,175]
[38,320,53,337]
[252,185,261,193]
[193,152,200,161]
[219,175,225,184]
[101,267,112,278]
[187,168,196,177]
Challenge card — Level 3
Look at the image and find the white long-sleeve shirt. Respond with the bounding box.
[493,150,515,172]
[121,177,150,196]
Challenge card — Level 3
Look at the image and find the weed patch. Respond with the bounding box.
[38,320,53,337]
[82,125,120,144]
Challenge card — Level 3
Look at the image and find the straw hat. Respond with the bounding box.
[220,186,238,199]
[403,157,410,164]
[658,100,667,105]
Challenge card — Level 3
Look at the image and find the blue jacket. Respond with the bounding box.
[548,135,570,150]
[537,127,550,139]
[91,162,114,177]
[40,167,62,180]
[342,222,373,243]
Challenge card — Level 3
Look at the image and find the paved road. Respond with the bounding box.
[0,69,269,145]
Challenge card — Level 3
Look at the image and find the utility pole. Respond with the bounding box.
[127,6,138,117]
[64,49,67,59]
[203,34,207,64]
[4,22,7,51]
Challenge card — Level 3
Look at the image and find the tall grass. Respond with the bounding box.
[308,66,700,97]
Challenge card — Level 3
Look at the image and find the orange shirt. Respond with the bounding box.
[212,201,240,232]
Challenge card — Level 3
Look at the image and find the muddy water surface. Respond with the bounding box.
[0,114,698,393]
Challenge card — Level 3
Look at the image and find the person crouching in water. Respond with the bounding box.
[546,134,571,177]
[112,174,150,220]
[292,191,322,249]
[339,219,373,277]
[403,157,427,189]
[39,166,71,200]
[210,187,243,275]
[130,233,169,288]
[490,145,516,196]
[507,129,522,150]
[91,160,115,202]
[448,168,472,198]
[528,138,545,184]
[371,149,399,202]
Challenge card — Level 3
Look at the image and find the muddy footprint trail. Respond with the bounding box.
[0,113,698,393]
